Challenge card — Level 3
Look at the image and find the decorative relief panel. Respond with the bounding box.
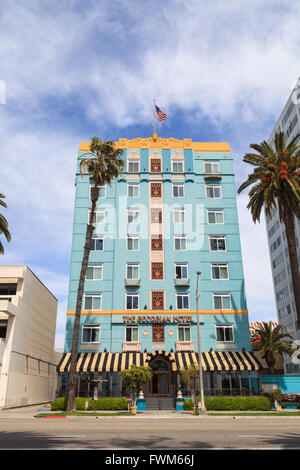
[151,235,163,251]
[151,183,162,198]
[152,291,164,310]
[150,159,161,172]
[151,208,162,223]
[152,323,165,343]
[151,262,164,280]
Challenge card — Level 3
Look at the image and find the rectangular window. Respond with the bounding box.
[173,208,185,223]
[213,293,231,309]
[128,160,140,173]
[82,324,100,343]
[172,160,184,173]
[211,263,229,280]
[90,209,105,225]
[126,325,139,342]
[86,265,103,280]
[0,283,17,295]
[127,235,139,251]
[126,263,139,280]
[90,185,106,198]
[216,324,234,342]
[176,293,189,309]
[206,185,222,198]
[84,294,102,310]
[175,263,188,279]
[126,293,139,310]
[127,209,140,223]
[174,235,187,250]
[90,237,104,251]
[207,209,224,224]
[204,160,220,174]
[127,183,140,198]
[209,235,226,251]
[172,183,184,197]
[178,325,191,342]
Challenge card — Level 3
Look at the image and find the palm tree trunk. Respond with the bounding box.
[67,189,99,412]
[282,203,300,326]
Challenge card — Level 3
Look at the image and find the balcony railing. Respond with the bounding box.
[125,278,141,286]
[122,341,141,352]
[204,171,222,179]
[174,278,190,286]
[176,341,194,352]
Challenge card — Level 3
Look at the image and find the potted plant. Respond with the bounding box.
[272,388,283,411]
[121,365,153,414]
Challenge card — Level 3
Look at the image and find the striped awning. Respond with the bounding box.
[57,350,262,373]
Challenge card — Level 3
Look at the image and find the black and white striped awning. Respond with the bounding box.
[57,349,262,373]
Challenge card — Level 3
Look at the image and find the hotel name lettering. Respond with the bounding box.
[123,315,193,324]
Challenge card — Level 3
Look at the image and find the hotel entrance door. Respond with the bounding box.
[149,357,170,396]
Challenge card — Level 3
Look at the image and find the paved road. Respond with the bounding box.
[1,406,300,450]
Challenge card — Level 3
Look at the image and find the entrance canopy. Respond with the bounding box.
[57,350,263,373]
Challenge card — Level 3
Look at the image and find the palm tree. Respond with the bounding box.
[252,321,294,374]
[0,193,11,254]
[238,132,300,324]
[67,137,124,412]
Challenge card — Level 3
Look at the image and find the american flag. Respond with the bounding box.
[155,105,167,124]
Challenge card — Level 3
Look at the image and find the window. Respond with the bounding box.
[90,209,105,224]
[204,160,220,174]
[207,209,224,224]
[172,160,184,173]
[127,235,139,251]
[0,283,17,295]
[176,293,189,309]
[172,183,184,197]
[126,293,139,310]
[277,286,289,301]
[206,185,222,198]
[128,160,140,173]
[90,185,106,198]
[127,209,140,223]
[82,324,100,343]
[126,325,139,342]
[173,208,185,223]
[175,263,188,279]
[209,235,226,251]
[216,324,234,342]
[90,237,104,251]
[178,325,191,341]
[127,183,140,198]
[126,263,139,280]
[84,294,102,310]
[86,265,103,280]
[271,236,281,253]
[174,235,187,250]
[213,293,231,309]
[211,263,229,280]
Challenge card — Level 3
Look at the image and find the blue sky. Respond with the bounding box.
[1,0,300,349]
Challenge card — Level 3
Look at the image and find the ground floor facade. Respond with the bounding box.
[57,349,263,399]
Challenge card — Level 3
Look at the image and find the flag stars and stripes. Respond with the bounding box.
[155,105,167,124]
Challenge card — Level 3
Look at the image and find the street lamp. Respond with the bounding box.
[196,270,206,415]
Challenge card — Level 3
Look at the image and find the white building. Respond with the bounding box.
[0,266,60,408]
[266,79,300,374]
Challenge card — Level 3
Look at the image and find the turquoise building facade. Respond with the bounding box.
[59,134,262,400]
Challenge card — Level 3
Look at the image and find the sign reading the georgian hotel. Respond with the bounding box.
[123,315,193,323]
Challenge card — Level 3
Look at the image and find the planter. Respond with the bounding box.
[129,405,137,415]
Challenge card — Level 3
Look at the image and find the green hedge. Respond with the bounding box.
[183,396,272,411]
[51,397,128,411]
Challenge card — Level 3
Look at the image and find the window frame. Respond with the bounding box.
[90,237,104,251]
[215,323,234,343]
[172,183,185,198]
[125,325,139,342]
[178,325,191,342]
[173,208,185,223]
[85,264,103,280]
[209,235,227,251]
[207,209,224,224]
[83,294,102,311]
[82,324,101,344]
[172,159,184,173]
[127,160,140,173]
[205,184,222,199]
[126,293,139,310]
[176,292,190,310]
[175,263,188,279]
[127,183,140,198]
[126,235,140,251]
[213,292,231,310]
[204,160,220,174]
[126,263,140,280]
[90,184,106,199]
[174,235,187,251]
[211,263,229,280]
[127,208,140,224]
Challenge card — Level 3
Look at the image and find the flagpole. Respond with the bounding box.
[153,99,156,135]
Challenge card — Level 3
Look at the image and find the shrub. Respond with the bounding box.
[183,396,271,411]
[51,397,128,411]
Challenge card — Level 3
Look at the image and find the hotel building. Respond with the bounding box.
[266,80,300,374]
[58,133,262,403]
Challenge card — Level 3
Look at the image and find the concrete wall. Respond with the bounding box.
[0,266,59,408]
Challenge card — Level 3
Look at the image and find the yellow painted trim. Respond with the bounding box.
[79,136,231,153]
[66,309,248,316]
